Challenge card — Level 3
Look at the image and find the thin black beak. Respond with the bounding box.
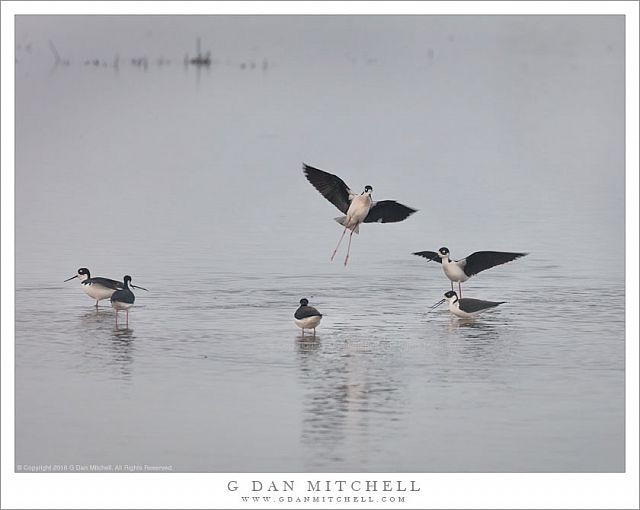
[131,284,148,291]
[428,298,446,312]
[64,275,78,282]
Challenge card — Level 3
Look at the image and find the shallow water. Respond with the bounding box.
[15,15,624,472]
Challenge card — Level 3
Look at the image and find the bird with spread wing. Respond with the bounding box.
[303,163,418,266]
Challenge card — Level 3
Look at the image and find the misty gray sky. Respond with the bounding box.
[15,15,624,279]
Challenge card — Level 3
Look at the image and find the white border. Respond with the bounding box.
[2,2,638,509]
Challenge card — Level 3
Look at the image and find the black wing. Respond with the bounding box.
[412,251,442,263]
[84,277,124,290]
[363,200,417,223]
[458,298,505,313]
[294,305,322,320]
[461,251,528,277]
[303,163,353,214]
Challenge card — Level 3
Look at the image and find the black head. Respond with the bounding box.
[444,290,458,299]
[364,185,373,193]
[64,267,90,282]
[438,247,450,257]
[123,275,132,285]
[299,298,309,306]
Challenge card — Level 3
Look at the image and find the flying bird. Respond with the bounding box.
[429,290,505,318]
[294,298,322,336]
[303,163,417,265]
[413,247,527,297]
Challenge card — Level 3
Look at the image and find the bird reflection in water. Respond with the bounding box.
[295,335,404,470]
[78,308,113,329]
[446,317,513,372]
[447,316,507,338]
[109,327,136,380]
[296,335,321,356]
[76,309,135,380]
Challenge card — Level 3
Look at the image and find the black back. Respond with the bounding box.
[294,305,322,320]
[462,251,528,277]
[83,277,124,290]
[363,200,417,223]
[303,163,353,214]
[457,298,505,313]
[110,276,135,305]
[110,288,135,305]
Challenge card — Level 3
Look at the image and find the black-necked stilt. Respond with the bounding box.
[429,290,505,318]
[413,247,527,297]
[303,163,418,266]
[110,275,146,327]
[294,298,323,336]
[64,267,124,307]
[65,268,148,307]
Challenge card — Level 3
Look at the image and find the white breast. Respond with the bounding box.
[345,195,372,226]
[82,283,117,301]
[449,302,476,318]
[442,260,469,283]
[111,300,133,311]
[294,316,322,329]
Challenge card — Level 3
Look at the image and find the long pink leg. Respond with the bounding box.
[125,310,129,328]
[458,282,462,298]
[115,310,118,325]
[344,230,354,266]
[331,227,348,261]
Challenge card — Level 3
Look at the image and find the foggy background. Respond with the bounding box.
[14,15,625,472]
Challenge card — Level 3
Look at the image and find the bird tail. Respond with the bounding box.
[334,216,359,234]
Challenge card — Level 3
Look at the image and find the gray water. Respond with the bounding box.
[15,15,625,472]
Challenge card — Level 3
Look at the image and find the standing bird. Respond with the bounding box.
[64,267,124,307]
[294,298,322,336]
[110,275,146,327]
[429,290,505,318]
[413,247,527,297]
[303,163,418,266]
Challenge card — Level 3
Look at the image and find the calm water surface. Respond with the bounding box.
[15,16,624,472]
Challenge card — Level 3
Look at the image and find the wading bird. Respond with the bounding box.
[429,290,505,318]
[294,298,322,336]
[110,275,146,327]
[303,163,417,266]
[64,268,124,307]
[64,267,147,307]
